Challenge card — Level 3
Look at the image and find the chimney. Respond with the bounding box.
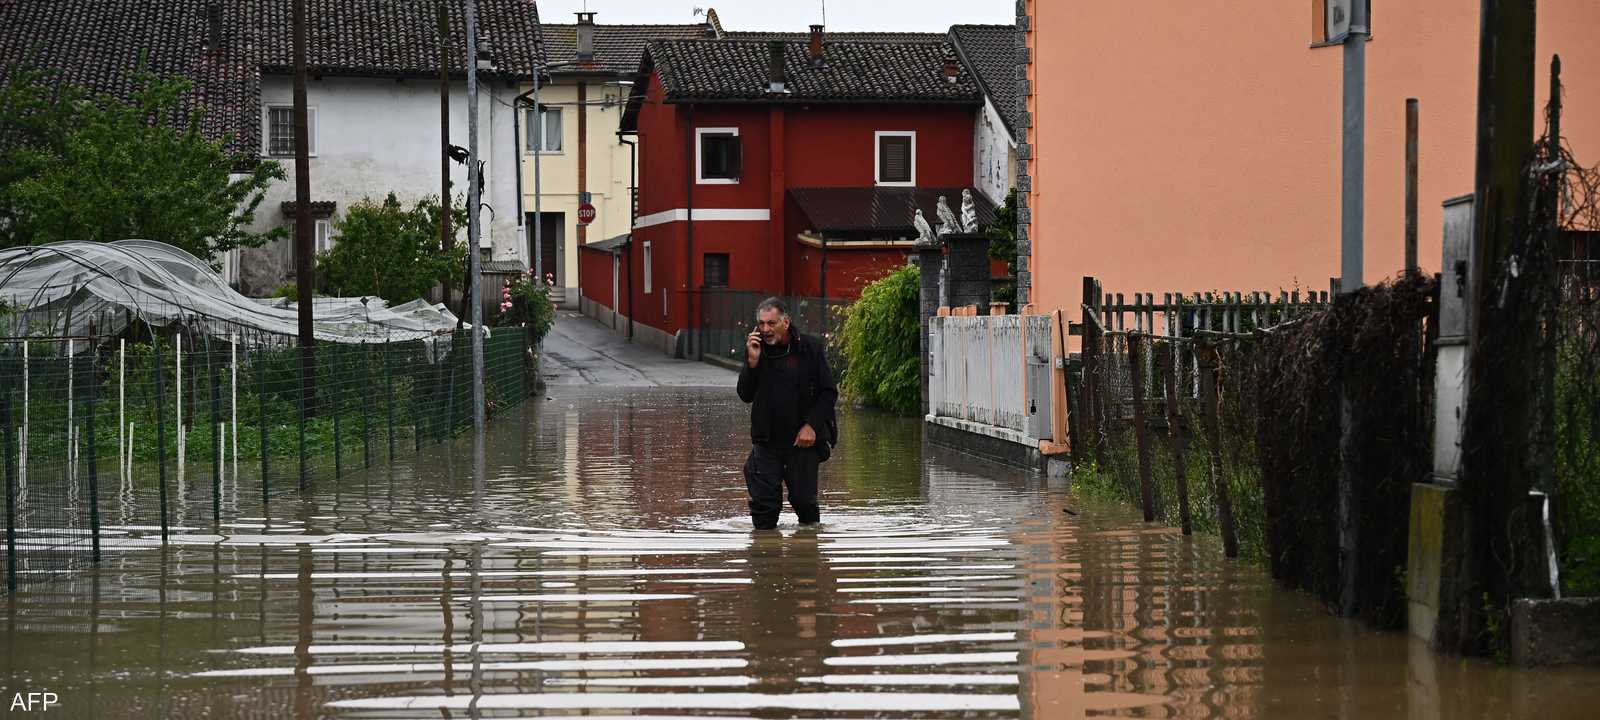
[205,1,223,51]
[943,55,960,83]
[576,12,596,63]
[808,24,824,65]
[767,40,787,93]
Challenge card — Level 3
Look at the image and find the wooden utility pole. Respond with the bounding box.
[439,0,454,305]
[291,0,316,415]
[1460,0,1539,655]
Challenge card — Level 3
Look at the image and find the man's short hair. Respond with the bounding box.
[756,297,790,320]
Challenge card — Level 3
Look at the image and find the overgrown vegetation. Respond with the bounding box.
[987,188,1019,309]
[838,264,920,415]
[318,193,466,304]
[0,65,283,258]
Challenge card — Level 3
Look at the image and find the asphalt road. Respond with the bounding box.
[539,310,736,387]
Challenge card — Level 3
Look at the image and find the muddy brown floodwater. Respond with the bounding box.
[4,385,1599,719]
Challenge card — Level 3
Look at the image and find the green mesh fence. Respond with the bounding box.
[1,322,535,593]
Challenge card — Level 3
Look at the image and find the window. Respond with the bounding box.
[696,128,741,184]
[703,253,730,289]
[875,131,915,186]
[643,241,653,294]
[265,105,317,157]
[314,218,334,254]
[526,105,562,152]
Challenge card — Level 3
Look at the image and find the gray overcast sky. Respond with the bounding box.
[536,0,1013,31]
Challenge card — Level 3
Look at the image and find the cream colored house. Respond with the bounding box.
[528,12,721,304]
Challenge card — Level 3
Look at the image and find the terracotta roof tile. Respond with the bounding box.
[646,38,980,104]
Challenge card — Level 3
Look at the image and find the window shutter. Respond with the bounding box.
[727,137,742,179]
[880,136,911,183]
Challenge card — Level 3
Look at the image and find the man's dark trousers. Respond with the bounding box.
[743,443,820,529]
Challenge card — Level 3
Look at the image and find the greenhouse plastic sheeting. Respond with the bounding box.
[0,240,459,343]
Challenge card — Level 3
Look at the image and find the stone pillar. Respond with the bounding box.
[915,243,944,416]
[943,232,992,314]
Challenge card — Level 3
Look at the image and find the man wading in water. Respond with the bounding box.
[737,297,838,530]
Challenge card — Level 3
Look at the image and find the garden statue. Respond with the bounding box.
[913,209,936,244]
[960,189,979,233]
[935,195,959,236]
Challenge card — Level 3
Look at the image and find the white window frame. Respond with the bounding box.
[874,130,916,187]
[526,105,563,154]
[695,127,740,185]
[264,104,318,157]
[643,241,653,294]
[314,218,334,254]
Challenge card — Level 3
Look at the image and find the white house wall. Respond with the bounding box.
[241,75,520,296]
[973,96,1015,205]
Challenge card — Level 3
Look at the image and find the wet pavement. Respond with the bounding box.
[6,380,1600,719]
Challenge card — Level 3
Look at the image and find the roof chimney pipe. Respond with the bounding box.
[205,1,223,51]
[808,24,824,65]
[943,55,960,83]
[767,40,788,93]
[576,11,597,63]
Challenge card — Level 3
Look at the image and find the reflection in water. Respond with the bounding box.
[4,385,1600,718]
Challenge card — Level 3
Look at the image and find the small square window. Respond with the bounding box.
[703,253,730,289]
[697,128,741,183]
[314,218,334,254]
[643,241,653,294]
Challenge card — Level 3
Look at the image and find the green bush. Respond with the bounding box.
[496,273,556,348]
[317,193,465,304]
[839,264,920,415]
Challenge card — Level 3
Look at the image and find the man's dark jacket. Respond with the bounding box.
[736,328,838,458]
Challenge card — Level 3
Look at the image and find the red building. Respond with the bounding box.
[584,28,998,356]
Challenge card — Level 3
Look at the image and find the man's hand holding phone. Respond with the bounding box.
[746,327,763,368]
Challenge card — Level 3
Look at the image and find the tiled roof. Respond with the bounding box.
[949,24,1022,135]
[0,1,543,164]
[789,187,998,235]
[724,30,946,44]
[543,23,714,76]
[646,39,980,104]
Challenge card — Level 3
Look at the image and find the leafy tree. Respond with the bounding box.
[318,193,466,304]
[839,264,921,415]
[0,65,284,258]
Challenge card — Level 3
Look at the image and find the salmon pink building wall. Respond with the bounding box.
[1025,0,1600,328]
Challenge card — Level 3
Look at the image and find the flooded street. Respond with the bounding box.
[5,383,1599,719]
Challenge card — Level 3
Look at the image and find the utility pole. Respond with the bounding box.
[1339,0,1368,292]
[1461,0,1539,656]
[291,0,316,415]
[439,0,453,306]
[1334,0,1369,619]
[465,0,486,439]
[533,71,543,284]
[1406,98,1420,275]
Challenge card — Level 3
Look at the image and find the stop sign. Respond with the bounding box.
[577,202,597,225]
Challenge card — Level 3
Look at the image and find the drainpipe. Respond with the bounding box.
[685,104,697,360]
[511,83,538,268]
[618,130,637,341]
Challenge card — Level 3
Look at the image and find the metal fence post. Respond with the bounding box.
[208,337,221,526]
[258,345,269,508]
[361,344,372,469]
[154,335,170,541]
[332,346,343,482]
[3,373,18,592]
[87,329,102,562]
[385,341,396,461]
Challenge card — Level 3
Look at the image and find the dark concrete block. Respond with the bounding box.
[1512,597,1600,666]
